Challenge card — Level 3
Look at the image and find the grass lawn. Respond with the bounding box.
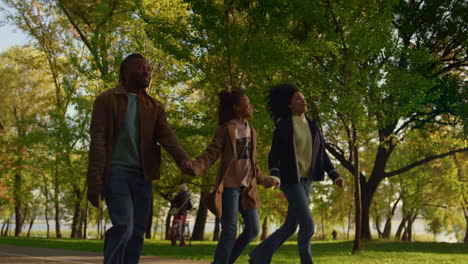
[0,236,466,264]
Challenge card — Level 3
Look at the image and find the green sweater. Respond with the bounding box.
[111,92,141,168]
[292,115,313,178]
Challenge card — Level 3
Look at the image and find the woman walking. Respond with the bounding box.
[249,83,344,264]
[193,89,278,264]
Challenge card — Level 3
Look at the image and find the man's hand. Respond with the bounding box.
[181,159,195,176]
[87,186,102,208]
[335,178,344,188]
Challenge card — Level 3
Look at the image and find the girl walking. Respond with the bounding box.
[193,89,278,264]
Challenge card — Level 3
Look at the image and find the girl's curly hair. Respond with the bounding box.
[266,83,300,122]
[218,89,245,125]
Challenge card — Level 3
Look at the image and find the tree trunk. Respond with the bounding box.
[97,214,101,240]
[347,203,352,240]
[26,206,38,237]
[1,221,5,236]
[463,206,468,244]
[359,143,392,241]
[160,218,164,240]
[401,214,411,241]
[153,198,160,239]
[406,222,412,242]
[78,208,84,239]
[165,212,171,240]
[321,209,326,240]
[83,202,88,239]
[401,213,416,242]
[455,155,467,244]
[146,195,153,239]
[401,216,410,241]
[6,213,13,236]
[342,225,346,241]
[395,217,406,240]
[97,205,105,239]
[101,213,108,240]
[464,216,468,244]
[2,216,10,236]
[260,216,268,240]
[406,213,417,242]
[360,184,376,241]
[401,226,408,241]
[382,218,392,239]
[54,164,62,238]
[352,124,361,253]
[152,218,158,239]
[191,189,209,241]
[70,200,82,238]
[42,173,50,238]
[71,184,84,239]
[54,201,62,238]
[213,217,220,241]
[1,218,7,236]
[45,212,50,238]
[382,197,399,239]
[21,207,28,230]
[14,173,24,237]
[375,214,382,239]
[5,218,10,236]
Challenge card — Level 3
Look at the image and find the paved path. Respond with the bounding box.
[0,244,210,264]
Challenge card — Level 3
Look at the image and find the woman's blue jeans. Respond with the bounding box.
[249,178,314,264]
[213,187,260,264]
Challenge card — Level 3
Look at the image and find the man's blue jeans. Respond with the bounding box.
[103,167,152,264]
[213,188,260,264]
[250,178,314,264]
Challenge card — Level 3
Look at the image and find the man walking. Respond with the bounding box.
[86,53,193,264]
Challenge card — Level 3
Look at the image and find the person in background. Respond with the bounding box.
[169,184,193,247]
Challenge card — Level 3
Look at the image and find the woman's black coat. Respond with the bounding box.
[268,116,341,184]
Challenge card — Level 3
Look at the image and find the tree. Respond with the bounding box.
[0,46,54,236]
[3,0,93,237]
[277,0,468,241]
[388,125,466,241]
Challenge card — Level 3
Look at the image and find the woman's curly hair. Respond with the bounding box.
[266,83,300,122]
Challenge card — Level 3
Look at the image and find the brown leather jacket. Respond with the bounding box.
[193,121,266,218]
[87,85,189,198]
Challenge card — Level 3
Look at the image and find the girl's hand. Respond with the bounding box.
[264,176,281,189]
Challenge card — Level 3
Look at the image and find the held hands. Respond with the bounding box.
[181,159,195,176]
[335,178,344,188]
[263,176,281,189]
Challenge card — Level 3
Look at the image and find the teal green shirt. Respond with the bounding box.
[111,92,141,168]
